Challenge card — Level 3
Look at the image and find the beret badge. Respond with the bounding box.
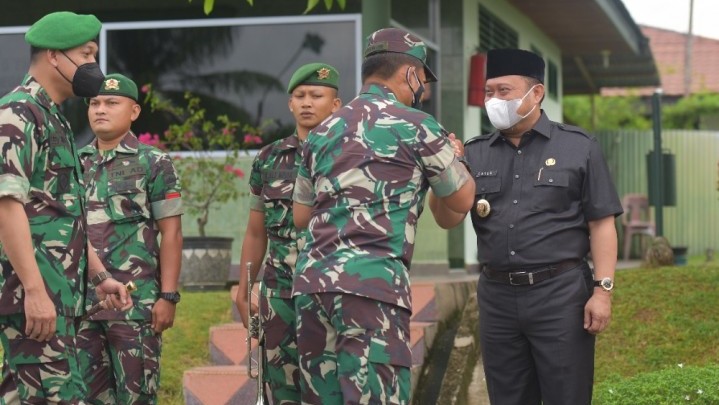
[104,79,120,91]
[317,68,331,80]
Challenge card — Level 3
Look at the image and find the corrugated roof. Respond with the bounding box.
[603,25,719,96]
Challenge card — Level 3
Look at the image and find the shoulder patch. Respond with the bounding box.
[555,123,593,140]
[464,133,491,146]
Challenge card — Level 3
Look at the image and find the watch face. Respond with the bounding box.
[601,278,614,291]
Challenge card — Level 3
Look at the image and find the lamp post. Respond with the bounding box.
[651,88,664,236]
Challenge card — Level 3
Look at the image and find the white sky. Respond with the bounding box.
[622,0,719,40]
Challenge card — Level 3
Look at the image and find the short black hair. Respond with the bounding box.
[30,46,46,62]
[361,52,422,82]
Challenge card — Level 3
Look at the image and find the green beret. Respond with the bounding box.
[94,74,139,101]
[25,11,101,50]
[287,63,339,94]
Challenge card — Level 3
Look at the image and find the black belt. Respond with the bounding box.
[481,259,582,286]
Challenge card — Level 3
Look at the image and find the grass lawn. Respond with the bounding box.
[595,257,719,386]
[0,259,716,404]
[158,290,233,405]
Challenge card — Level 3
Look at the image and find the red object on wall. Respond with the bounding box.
[467,53,487,107]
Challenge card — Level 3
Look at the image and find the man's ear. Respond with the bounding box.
[532,83,545,103]
[47,49,59,67]
[131,104,141,121]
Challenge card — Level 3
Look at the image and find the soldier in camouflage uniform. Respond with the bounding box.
[234,63,341,404]
[291,28,475,404]
[0,12,132,404]
[76,74,184,405]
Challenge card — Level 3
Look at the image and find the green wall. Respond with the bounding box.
[596,130,719,257]
[181,155,448,264]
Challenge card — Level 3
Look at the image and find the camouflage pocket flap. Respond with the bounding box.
[368,334,411,367]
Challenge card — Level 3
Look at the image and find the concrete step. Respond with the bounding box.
[209,323,259,366]
[184,272,479,404]
[183,365,258,405]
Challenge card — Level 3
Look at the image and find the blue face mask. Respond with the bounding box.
[406,67,425,109]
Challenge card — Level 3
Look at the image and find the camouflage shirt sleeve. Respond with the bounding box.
[148,152,183,219]
[0,103,39,203]
[248,151,264,212]
[417,118,470,197]
[293,140,314,206]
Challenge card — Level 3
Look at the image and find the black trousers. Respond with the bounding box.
[477,263,595,405]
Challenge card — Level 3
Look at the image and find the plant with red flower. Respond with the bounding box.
[141,84,260,236]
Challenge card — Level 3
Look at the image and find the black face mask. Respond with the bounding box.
[406,67,425,110]
[57,51,105,98]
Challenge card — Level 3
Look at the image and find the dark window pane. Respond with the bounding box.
[391,0,430,39]
[0,34,30,95]
[548,60,559,99]
[105,21,357,148]
[478,6,518,52]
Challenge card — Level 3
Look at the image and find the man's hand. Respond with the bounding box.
[584,291,612,334]
[447,132,465,157]
[151,299,176,334]
[96,278,133,312]
[23,286,57,341]
[234,289,258,329]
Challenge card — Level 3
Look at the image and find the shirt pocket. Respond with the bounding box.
[531,169,570,213]
[475,176,501,196]
[262,179,295,230]
[47,158,81,215]
[106,183,150,223]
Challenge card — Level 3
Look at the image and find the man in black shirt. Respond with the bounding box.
[451,48,622,405]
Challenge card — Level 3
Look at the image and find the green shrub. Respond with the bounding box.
[594,364,719,404]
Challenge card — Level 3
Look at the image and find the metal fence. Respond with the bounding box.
[596,130,719,257]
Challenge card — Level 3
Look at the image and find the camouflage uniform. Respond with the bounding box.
[293,83,470,404]
[0,75,89,403]
[248,133,303,404]
[76,132,183,405]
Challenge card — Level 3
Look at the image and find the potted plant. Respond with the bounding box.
[140,85,262,290]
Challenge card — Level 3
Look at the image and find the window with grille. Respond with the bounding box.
[478,6,519,134]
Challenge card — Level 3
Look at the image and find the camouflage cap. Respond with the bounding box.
[287,63,340,93]
[364,27,437,82]
[94,73,138,101]
[25,11,101,50]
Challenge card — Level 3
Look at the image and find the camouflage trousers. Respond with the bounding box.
[76,319,161,405]
[294,293,412,405]
[0,314,87,404]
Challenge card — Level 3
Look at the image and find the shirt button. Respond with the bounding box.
[510,251,516,256]
[509,224,514,229]
[481,187,486,191]
[548,178,554,183]
[513,199,518,204]
[517,150,522,155]
[514,174,519,179]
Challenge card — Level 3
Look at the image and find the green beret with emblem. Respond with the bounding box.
[364,27,437,82]
[25,11,101,50]
[287,63,340,94]
[96,73,138,101]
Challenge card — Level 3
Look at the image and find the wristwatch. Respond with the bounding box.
[593,277,614,292]
[159,291,181,304]
[90,271,113,287]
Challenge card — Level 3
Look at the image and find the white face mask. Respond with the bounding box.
[485,85,538,130]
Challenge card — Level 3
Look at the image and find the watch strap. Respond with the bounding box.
[159,292,181,304]
[90,271,112,287]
